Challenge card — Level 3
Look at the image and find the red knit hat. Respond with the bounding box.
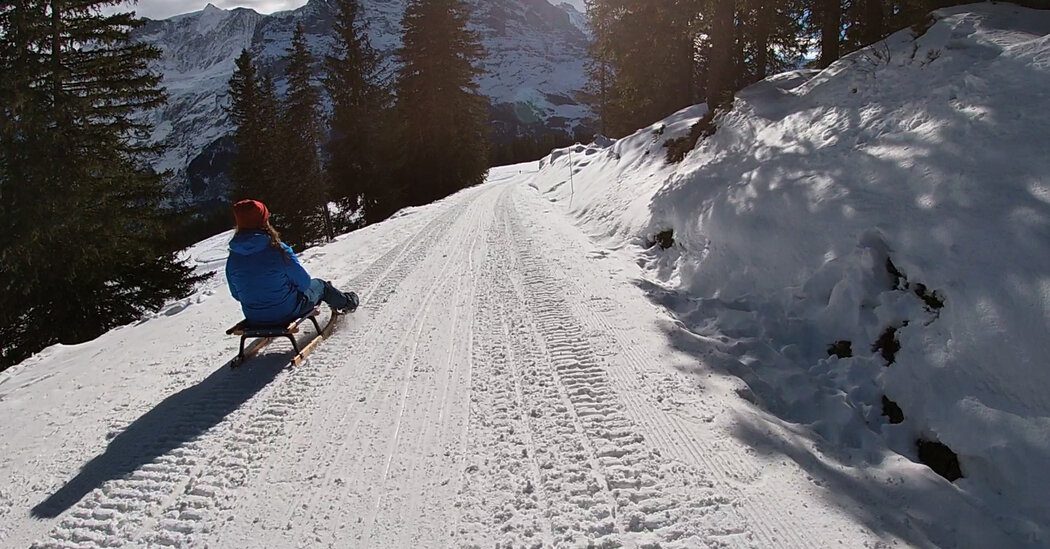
[233,199,270,230]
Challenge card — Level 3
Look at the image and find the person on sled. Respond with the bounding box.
[226,199,359,326]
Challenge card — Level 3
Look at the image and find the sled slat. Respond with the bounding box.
[226,309,319,337]
[290,312,342,368]
[227,308,324,368]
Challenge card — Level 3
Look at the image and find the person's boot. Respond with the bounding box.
[337,291,359,314]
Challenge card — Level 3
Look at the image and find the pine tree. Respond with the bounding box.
[584,0,702,138]
[858,0,886,46]
[277,23,332,247]
[228,50,272,203]
[583,0,615,136]
[324,0,391,227]
[395,0,490,206]
[737,0,807,84]
[748,0,774,80]
[0,0,202,370]
[257,72,281,194]
[706,0,737,109]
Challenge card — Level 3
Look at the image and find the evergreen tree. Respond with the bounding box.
[257,72,281,200]
[747,0,774,80]
[583,0,616,136]
[277,23,332,247]
[228,51,282,207]
[705,0,737,109]
[394,0,490,206]
[737,0,807,84]
[584,0,702,138]
[228,50,270,202]
[324,0,391,227]
[857,0,887,46]
[0,0,201,370]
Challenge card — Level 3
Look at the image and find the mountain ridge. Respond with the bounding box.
[136,0,592,208]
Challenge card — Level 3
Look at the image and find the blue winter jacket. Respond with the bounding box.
[226,231,312,325]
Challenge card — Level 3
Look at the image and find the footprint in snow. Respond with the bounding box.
[587,250,610,260]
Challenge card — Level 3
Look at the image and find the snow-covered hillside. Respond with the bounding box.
[3,3,1048,548]
[2,166,900,548]
[137,0,591,206]
[535,3,1050,544]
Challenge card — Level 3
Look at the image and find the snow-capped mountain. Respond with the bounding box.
[136,0,592,207]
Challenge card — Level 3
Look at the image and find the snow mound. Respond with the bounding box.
[534,3,1050,544]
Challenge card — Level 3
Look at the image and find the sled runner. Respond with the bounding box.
[226,307,342,368]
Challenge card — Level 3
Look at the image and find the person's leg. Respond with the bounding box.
[287,279,326,320]
[304,279,325,306]
[313,279,358,312]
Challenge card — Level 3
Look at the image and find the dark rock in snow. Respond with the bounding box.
[827,340,853,359]
[917,439,963,482]
[882,396,904,424]
[651,230,675,250]
[873,326,901,365]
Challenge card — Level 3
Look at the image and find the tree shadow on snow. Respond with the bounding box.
[30,351,293,519]
[728,414,998,547]
[629,58,1050,544]
[641,303,1023,547]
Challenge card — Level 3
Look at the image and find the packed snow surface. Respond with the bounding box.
[2,3,1048,548]
[536,3,1050,546]
[2,167,900,548]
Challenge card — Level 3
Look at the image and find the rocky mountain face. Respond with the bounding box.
[135,0,591,209]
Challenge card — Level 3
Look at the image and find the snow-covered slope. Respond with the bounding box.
[137,5,264,195]
[6,4,1049,548]
[137,0,590,206]
[1,166,926,548]
[535,3,1050,544]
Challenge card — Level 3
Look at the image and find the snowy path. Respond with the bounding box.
[4,168,908,548]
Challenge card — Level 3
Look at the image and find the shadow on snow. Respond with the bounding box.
[30,351,294,519]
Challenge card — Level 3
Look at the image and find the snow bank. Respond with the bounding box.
[534,3,1050,543]
[536,104,708,244]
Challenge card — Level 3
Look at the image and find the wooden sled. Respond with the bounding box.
[226,308,341,368]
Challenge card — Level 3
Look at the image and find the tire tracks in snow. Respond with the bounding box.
[214,186,493,547]
[454,197,557,548]
[509,186,816,547]
[386,192,488,548]
[143,199,473,547]
[354,193,483,540]
[33,198,469,549]
[455,186,742,548]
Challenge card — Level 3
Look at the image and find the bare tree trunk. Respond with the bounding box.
[862,0,885,46]
[51,0,62,98]
[599,61,608,136]
[706,0,736,109]
[820,0,841,68]
[732,7,745,87]
[754,1,771,81]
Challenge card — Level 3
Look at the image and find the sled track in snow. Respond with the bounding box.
[508,189,813,547]
[375,195,487,548]
[262,187,491,546]
[455,188,746,548]
[35,181,819,548]
[35,197,473,549]
[454,213,556,547]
